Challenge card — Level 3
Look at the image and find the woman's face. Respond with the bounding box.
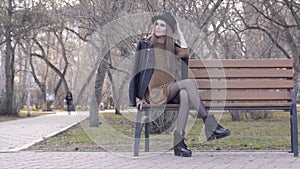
[155,19,167,37]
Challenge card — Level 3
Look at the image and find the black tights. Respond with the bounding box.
[167,79,208,132]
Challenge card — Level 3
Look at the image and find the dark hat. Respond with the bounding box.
[151,13,176,33]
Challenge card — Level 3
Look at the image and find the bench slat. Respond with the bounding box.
[199,91,291,101]
[195,79,294,89]
[142,102,292,109]
[189,59,293,68]
[143,104,179,108]
[204,102,292,108]
[189,69,294,79]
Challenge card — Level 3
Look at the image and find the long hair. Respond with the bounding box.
[148,20,175,54]
[148,20,177,75]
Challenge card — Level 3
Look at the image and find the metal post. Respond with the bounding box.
[145,110,149,152]
[26,34,31,117]
[0,49,2,96]
[134,109,143,156]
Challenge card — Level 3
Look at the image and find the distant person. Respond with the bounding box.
[100,102,105,110]
[65,91,73,115]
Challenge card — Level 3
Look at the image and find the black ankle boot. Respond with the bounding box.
[173,130,192,157]
[203,114,230,141]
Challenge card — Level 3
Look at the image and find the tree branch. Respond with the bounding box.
[241,0,298,28]
[234,8,291,59]
[283,0,300,29]
[200,0,224,29]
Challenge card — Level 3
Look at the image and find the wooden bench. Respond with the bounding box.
[133,59,298,157]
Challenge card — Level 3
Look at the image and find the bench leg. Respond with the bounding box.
[291,102,299,157]
[134,109,143,156]
[145,111,149,152]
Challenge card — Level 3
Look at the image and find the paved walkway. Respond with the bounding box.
[0,111,299,169]
[0,151,299,169]
[0,111,88,152]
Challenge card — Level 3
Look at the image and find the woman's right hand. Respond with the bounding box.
[136,97,147,110]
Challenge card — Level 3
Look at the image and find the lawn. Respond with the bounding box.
[26,110,300,152]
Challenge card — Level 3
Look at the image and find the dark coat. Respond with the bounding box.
[129,39,189,107]
[66,94,73,105]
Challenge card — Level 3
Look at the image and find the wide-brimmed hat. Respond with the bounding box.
[151,13,176,33]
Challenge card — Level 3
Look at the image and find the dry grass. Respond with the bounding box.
[26,111,300,152]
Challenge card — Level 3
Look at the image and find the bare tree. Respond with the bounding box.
[2,0,16,115]
[236,0,299,91]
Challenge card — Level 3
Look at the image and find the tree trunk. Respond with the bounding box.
[89,92,100,127]
[90,51,110,127]
[3,0,16,115]
[229,110,273,121]
[95,51,110,105]
[149,110,178,134]
[54,32,69,98]
[107,69,119,114]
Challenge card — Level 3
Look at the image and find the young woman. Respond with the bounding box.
[129,13,230,157]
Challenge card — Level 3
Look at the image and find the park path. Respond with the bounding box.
[0,151,299,169]
[0,111,88,152]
